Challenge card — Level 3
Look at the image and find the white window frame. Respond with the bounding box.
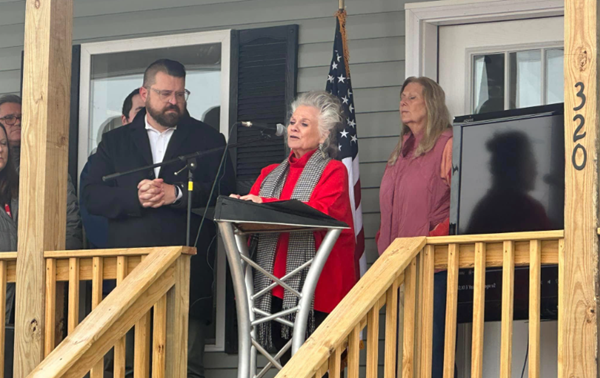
[466,42,564,113]
[404,0,564,80]
[78,29,232,352]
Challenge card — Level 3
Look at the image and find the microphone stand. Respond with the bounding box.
[103,145,227,182]
[102,132,274,247]
[174,158,197,247]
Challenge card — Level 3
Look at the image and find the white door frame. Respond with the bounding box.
[404,2,564,376]
[404,0,564,80]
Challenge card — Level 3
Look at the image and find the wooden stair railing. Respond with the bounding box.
[0,247,194,378]
[25,245,194,378]
[276,230,564,378]
[276,236,426,378]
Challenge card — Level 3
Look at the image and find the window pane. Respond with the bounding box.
[90,73,142,153]
[509,50,542,109]
[89,44,221,155]
[546,48,564,104]
[473,53,505,114]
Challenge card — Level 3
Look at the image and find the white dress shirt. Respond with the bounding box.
[145,116,182,201]
[145,116,176,178]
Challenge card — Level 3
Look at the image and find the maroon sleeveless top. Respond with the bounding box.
[377,129,452,254]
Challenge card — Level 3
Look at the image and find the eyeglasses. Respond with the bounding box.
[147,87,190,102]
[0,114,21,126]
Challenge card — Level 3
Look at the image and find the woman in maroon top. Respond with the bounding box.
[377,77,453,250]
[377,77,453,378]
[230,91,356,358]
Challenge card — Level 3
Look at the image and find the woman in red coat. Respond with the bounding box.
[230,91,356,357]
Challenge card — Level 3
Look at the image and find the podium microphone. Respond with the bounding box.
[240,121,286,136]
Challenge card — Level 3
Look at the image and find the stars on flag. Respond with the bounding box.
[326,31,358,157]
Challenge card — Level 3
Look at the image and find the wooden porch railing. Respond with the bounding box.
[276,230,563,378]
[0,246,194,378]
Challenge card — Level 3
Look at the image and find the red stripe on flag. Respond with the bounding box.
[353,178,362,207]
[354,228,365,280]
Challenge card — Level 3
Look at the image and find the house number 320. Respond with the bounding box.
[572,82,587,171]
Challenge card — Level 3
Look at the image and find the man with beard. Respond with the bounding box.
[84,59,235,377]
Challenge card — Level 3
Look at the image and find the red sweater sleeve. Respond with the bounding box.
[306,161,353,229]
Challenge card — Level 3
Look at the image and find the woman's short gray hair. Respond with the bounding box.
[290,91,343,157]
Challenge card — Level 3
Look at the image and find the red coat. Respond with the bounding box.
[250,150,356,313]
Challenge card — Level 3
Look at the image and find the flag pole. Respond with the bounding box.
[335,7,350,77]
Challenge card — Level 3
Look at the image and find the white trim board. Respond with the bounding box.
[404,0,564,80]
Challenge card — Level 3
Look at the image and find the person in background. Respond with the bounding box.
[121,89,145,126]
[230,91,356,364]
[0,122,19,324]
[80,88,145,249]
[0,94,82,249]
[376,76,453,378]
[84,59,235,378]
[201,106,220,132]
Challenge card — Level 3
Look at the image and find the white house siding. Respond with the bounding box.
[0,0,427,375]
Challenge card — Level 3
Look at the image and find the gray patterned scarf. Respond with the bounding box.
[253,150,330,349]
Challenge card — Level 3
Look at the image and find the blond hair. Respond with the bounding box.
[388,77,451,165]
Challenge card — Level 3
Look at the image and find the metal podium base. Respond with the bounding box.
[217,222,341,378]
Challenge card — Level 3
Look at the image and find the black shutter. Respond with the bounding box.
[229,25,298,193]
[68,46,81,189]
[225,25,298,354]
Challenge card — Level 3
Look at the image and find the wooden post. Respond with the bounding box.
[14,0,73,375]
[561,0,600,376]
[165,255,191,378]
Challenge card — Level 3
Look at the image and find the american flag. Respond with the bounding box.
[326,10,365,280]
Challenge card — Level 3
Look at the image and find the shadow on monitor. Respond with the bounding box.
[450,103,563,323]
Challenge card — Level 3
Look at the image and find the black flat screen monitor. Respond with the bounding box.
[450,104,563,323]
